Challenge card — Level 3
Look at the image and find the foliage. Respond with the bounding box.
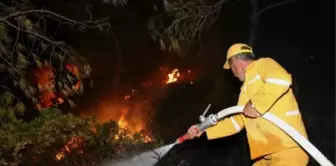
[0,98,161,166]
[148,0,228,57]
[102,0,129,6]
[0,1,167,166]
[0,0,111,110]
[0,91,25,125]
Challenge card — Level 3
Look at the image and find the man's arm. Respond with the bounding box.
[251,58,292,115]
[205,114,244,140]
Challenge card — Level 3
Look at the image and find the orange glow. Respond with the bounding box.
[77,66,201,146]
[124,95,131,100]
[55,136,84,161]
[103,107,154,143]
[80,100,153,143]
[65,64,80,78]
[166,69,180,84]
[28,63,82,110]
[73,81,81,90]
[117,110,128,129]
[56,97,64,104]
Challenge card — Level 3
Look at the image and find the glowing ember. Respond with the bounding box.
[56,97,64,104]
[166,69,180,84]
[124,95,131,100]
[73,81,81,90]
[55,136,84,161]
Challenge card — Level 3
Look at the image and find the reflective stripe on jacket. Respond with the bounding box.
[205,57,308,159]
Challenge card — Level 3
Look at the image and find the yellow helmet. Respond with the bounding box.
[223,43,253,69]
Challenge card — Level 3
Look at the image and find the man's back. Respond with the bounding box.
[237,57,308,159]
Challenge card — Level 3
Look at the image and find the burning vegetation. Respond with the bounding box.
[27,62,85,110]
[55,136,84,161]
[166,68,180,84]
[7,66,197,164]
[79,67,196,142]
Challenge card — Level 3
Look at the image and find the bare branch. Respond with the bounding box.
[2,19,62,44]
[257,0,301,16]
[1,10,108,26]
[150,0,229,56]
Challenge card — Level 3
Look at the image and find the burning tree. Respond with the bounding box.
[0,0,113,110]
[0,95,159,166]
[0,0,163,165]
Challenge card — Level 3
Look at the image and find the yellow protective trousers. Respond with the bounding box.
[252,147,309,166]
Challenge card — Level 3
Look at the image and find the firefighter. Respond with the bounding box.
[187,43,309,165]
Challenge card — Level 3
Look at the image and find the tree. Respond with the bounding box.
[148,0,302,56]
[0,1,163,165]
[0,93,158,165]
[0,0,112,110]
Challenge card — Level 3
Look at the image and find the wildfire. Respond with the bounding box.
[166,68,180,84]
[77,66,198,149]
[118,111,128,129]
[114,108,152,143]
[28,63,82,110]
[55,136,84,161]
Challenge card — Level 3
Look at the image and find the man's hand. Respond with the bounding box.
[243,101,261,118]
[187,125,204,139]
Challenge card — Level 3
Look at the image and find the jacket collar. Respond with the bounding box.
[244,60,257,80]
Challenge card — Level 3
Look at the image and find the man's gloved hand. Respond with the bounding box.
[243,100,261,118]
[187,125,204,139]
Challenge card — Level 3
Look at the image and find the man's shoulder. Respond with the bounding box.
[256,57,289,73]
[256,57,280,66]
[257,57,276,63]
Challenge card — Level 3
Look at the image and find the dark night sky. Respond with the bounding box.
[31,0,335,165]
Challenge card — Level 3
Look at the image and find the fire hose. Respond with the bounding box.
[176,105,334,166]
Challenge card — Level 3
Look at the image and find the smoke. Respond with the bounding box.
[79,67,196,133]
[101,143,176,166]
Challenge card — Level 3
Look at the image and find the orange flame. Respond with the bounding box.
[166,69,180,84]
[55,136,84,161]
[112,108,152,143]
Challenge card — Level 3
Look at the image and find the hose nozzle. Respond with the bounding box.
[176,114,218,144]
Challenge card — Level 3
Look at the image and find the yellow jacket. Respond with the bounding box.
[205,57,308,159]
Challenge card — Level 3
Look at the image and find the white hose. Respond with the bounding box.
[216,106,334,166]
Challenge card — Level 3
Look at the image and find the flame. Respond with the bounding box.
[65,64,80,78]
[55,136,84,161]
[118,111,128,129]
[111,107,153,143]
[28,63,82,110]
[78,66,200,146]
[166,69,180,84]
[56,97,64,104]
[73,80,81,90]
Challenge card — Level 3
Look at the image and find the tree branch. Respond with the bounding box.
[0,1,109,109]
[152,0,230,56]
[257,0,301,16]
[1,9,109,26]
[2,19,63,44]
